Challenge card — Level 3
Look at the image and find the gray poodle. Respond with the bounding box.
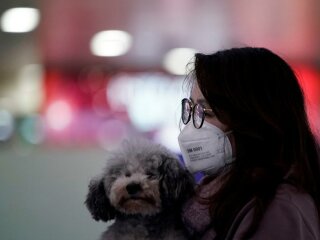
[85,138,195,240]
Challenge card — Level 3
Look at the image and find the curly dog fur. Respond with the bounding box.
[85,138,195,240]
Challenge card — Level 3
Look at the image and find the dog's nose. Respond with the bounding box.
[126,183,142,195]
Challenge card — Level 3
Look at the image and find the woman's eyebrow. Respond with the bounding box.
[190,97,210,107]
[197,98,209,105]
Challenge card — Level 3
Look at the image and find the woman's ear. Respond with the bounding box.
[85,178,115,222]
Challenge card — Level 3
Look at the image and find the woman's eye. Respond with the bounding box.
[206,112,215,118]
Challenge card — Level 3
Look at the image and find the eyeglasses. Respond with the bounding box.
[181,98,214,129]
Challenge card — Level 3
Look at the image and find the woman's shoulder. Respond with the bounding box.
[235,183,320,240]
[274,183,318,216]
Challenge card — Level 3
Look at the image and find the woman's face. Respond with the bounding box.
[190,82,236,154]
[190,83,229,131]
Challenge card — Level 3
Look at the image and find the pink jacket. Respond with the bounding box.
[182,183,320,239]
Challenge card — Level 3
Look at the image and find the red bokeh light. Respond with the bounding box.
[293,65,320,136]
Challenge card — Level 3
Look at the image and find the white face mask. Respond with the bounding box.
[178,120,234,174]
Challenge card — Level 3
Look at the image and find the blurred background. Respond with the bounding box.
[0,0,319,239]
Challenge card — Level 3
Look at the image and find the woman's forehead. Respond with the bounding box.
[191,83,205,101]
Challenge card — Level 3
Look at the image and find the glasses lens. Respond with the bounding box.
[193,104,205,128]
[182,99,191,124]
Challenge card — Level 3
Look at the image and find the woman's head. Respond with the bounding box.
[185,46,320,239]
[188,47,317,175]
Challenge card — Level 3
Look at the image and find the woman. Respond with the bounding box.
[178,47,320,239]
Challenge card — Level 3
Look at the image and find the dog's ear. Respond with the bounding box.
[85,178,116,222]
[159,155,195,206]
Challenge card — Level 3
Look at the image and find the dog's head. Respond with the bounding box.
[85,138,195,222]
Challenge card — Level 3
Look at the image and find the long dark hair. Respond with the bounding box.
[190,47,320,239]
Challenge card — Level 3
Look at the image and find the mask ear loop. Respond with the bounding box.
[223,131,235,165]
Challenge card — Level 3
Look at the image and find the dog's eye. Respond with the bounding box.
[108,165,123,176]
[146,172,157,179]
[125,172,131,177]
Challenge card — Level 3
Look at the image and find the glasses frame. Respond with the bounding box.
[181,98,214,129]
